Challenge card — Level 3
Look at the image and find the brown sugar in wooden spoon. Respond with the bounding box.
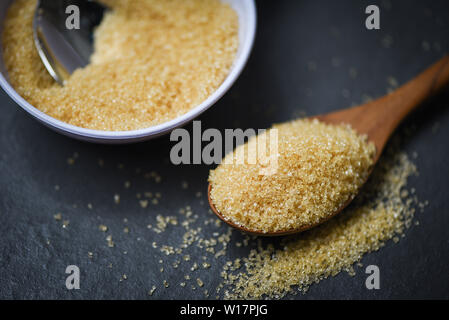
[208,55,449,236]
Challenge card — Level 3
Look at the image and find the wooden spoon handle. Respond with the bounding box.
[321,55,449,161]
[384,55,449,119]
[367,55,449,156]
[428,55,449,94]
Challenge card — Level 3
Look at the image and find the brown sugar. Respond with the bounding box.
[2,0,238,131]
[219,141,420,299]
[209,119,376,233]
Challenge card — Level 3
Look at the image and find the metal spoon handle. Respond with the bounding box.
[34,0,107,84]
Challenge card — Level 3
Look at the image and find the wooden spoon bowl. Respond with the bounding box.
[208,55,449,236]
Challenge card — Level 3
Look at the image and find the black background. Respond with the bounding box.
[0,0,448,299]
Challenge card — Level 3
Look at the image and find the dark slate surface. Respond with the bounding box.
[0,0,448,300]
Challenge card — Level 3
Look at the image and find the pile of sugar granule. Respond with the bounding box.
[55,134,423,299]
[209,119,376,233]
[217,138,422,299]
[2,0,238,131]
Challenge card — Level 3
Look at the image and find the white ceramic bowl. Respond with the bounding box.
[0,0,256,143]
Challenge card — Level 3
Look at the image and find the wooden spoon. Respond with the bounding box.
[208,55,449,236]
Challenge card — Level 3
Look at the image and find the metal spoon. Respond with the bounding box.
[208,55,449,236]
[33,0,107,85]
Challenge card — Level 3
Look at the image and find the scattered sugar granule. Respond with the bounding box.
[106,235,115,248]
[387,76,399,88]
[221,141,421,299]
[422,41,431,51]
[139,200,149,209]
[148,286,156,296]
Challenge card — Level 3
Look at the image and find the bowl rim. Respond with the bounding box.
[0,0,257,142]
